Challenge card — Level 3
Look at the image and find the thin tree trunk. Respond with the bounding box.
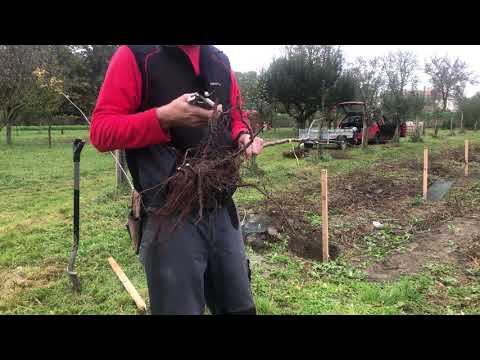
[422,116,426,137]
[392,113,400,143]
[450,115,454,136]
[6,124,12,145]
[475,119,478,131]
[362,115,368,148]
[414,114,421,140]
[434,118,439,137]
[48,124,52,148]
[460,112,464,134]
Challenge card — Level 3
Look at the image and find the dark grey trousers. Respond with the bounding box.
[139,206,256,315]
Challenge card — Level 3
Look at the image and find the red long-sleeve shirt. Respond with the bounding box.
[90,45,249,152]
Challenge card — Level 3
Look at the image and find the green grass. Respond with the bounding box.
[1,127,479,314]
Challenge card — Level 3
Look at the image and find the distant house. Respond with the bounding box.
[405,87,457,112]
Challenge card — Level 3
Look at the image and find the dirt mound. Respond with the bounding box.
[245,145,477,264]
[255,167,422,261]
[283,148,309,159]
[329,171,419,213]
[328,150,353,160]
[366,217,480,281]
[444,146,480,164]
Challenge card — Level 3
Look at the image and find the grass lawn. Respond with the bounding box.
[1,126,479,314]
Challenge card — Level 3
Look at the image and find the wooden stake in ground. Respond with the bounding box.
[423,147,428,200]
[465,140,469,177]
[321,169,329,262]
[108,257,147,314]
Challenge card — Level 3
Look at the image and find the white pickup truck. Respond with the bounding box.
[298,127,358,149]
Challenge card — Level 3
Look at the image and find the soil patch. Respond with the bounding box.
[366,216,480,281]
[243,145,477,263]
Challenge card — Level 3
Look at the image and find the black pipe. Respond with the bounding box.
[68,139,85,293]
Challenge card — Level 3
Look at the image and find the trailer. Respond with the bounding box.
[298,127,358,150]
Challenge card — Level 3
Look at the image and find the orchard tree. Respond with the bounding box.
[63,45,118,115]
[381,50,419,142]
[425,56,476,112]
[235,71,258,110]
[0,45,44,145]
[459,92,480,130]
[264,45,343,129]
[351,57,385,147]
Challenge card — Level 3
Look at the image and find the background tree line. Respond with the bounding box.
[235,45,478,137]
[0,45,117,145]
[1,44,479,147]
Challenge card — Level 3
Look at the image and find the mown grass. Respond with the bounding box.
[1,127,479,314]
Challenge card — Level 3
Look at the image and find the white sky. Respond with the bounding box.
[216,45,480,97]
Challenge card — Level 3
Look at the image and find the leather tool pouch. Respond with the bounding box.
[125,190,143,255]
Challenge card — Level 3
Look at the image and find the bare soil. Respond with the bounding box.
[242,145,480,278]
[366,216,480,281]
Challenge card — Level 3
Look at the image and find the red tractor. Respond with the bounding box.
[336,102,407,145]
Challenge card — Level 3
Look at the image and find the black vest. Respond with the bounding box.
[125,45,234,208]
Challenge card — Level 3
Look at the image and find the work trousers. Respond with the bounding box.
[139,206,256,315]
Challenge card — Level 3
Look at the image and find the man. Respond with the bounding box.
[90,45,264,315]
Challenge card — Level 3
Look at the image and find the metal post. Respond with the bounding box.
[68,138,85,293]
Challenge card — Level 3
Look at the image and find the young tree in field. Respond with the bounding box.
[28,69,65,148]
[381,50,419,142]
[425,56,476,112]
[351,57,385,148]
[458,92,480,130]
[62,45,118,115]
[264,45,344,130]
[0,45,42,145]
[327,70,357,114]
[235,71,259,110]
[408,90,426,142]
[431,97,441,137]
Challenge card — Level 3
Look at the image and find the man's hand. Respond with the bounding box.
[238,133,264,159]
[156,94,222,129]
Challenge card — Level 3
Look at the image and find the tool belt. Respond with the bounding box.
[125,190,143,255]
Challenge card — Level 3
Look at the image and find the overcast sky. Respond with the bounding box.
[216,45,480,97]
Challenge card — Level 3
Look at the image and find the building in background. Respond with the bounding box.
[406,87,457,112]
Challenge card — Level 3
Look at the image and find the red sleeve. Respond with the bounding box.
[90,45,171,152]
[230,70,251,142]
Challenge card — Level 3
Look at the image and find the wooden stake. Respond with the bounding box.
[465,140,469,177]
[423,147,428,200]
[321,169,329,262]
[108,257,147,314]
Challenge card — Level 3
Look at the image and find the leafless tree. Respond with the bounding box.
[425,56,476,112]
[381,50,419,142]
[0,45,42,144]
[382,50,419,96]
[351,57,385,147]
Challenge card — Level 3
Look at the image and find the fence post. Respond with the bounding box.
[423,146,428,200]
[321,169,329,262]
[465,140,469,177]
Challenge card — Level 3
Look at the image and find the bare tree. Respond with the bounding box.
[0,45,42,145]
[425,56,476,112]
[351,57,385,147]
[382,50,418,97]
[381,50,419,142]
